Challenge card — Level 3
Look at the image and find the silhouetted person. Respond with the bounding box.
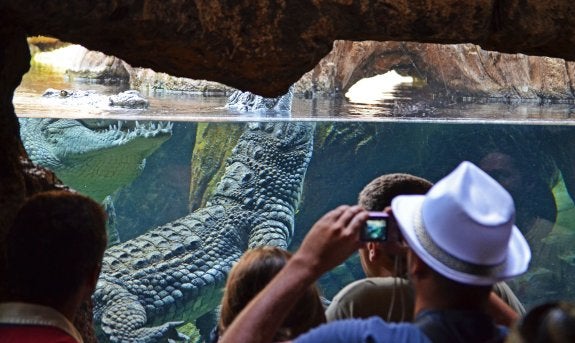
[0,191,107,343]
[506,301,575,343]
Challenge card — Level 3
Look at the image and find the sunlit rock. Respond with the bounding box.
[298,41,575,100]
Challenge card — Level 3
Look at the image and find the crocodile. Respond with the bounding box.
[93,121,315,342]
[42,88,149,109]
[19,118,172,202]
[226,85,294,113]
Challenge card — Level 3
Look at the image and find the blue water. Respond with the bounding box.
[13,65,575,330]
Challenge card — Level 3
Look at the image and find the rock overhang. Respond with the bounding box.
[2,0,575,97]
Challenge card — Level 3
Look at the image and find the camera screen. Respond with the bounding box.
[362,218,387,241]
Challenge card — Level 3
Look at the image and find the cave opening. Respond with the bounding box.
[345,70,416,105]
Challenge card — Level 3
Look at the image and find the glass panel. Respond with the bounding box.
[13,57,575,341]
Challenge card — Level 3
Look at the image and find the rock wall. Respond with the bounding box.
[28,38,575,101]
[297,41,575,100]
[4,1,575,96]
[129,67,233,95]
[30,42,131,83]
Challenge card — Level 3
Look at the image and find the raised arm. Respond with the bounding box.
[219,205,368,343]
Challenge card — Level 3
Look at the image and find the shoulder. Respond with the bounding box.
[0,325,79,343]
[332,277,410,301]
[326,277,413,321]
[294,317,429,343]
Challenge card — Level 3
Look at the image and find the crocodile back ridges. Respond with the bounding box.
[98,205,251,333]
[208,121,315,247]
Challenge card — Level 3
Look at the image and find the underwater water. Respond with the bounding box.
[13,65,575,340]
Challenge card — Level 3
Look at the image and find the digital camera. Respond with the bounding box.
[360,212,388,242]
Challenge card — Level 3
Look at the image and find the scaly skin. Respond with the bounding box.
[41,88,149,109]
[19,118,172,202]
[93,122,315,342]
[226,86,294,113]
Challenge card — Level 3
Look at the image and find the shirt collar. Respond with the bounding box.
[0,302,84,343]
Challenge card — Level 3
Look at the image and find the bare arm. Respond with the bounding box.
[219,205,368,343]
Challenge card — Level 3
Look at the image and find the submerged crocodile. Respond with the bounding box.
[19,118,172,202]
[93,121,315,342]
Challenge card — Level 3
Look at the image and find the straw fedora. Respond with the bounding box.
[391,161,531,285]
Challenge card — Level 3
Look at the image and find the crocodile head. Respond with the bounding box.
[19,118,172,202]
[42,88,150,109]
[226,85,294,113]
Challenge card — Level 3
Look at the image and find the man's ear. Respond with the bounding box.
[367,242,378,261]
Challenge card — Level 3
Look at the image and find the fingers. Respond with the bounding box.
[336,205,364,228]
[296,205,369,276]
[323,205,352,222]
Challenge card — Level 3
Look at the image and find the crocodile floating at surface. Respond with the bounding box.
[93,121,315,342]
[226,85,294,113]
[19,118,172,202]
[42,88,150,109]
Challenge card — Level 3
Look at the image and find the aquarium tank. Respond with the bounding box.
[13,39,575,342]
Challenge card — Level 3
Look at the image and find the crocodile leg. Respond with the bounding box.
[94,276,187,342]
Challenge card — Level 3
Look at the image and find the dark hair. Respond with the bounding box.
[358,173,433,210]
[219,247,325,341]
[4,190,107,305]
[509,302,575,343]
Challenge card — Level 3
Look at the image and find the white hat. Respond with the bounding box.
[391,161,531,285]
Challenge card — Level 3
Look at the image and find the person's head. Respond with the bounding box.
[219,246,325,341]
[391,161,531,300]
[479,150,557,239]
[507,301,575,343]
[4,190,107,308]
[357,173,432,277]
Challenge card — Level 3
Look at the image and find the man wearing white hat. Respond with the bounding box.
[219,161,531,343]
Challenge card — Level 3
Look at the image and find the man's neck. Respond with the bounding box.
[413,278,490,316]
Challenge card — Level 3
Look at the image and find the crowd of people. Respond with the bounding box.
[1,161,574,343]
